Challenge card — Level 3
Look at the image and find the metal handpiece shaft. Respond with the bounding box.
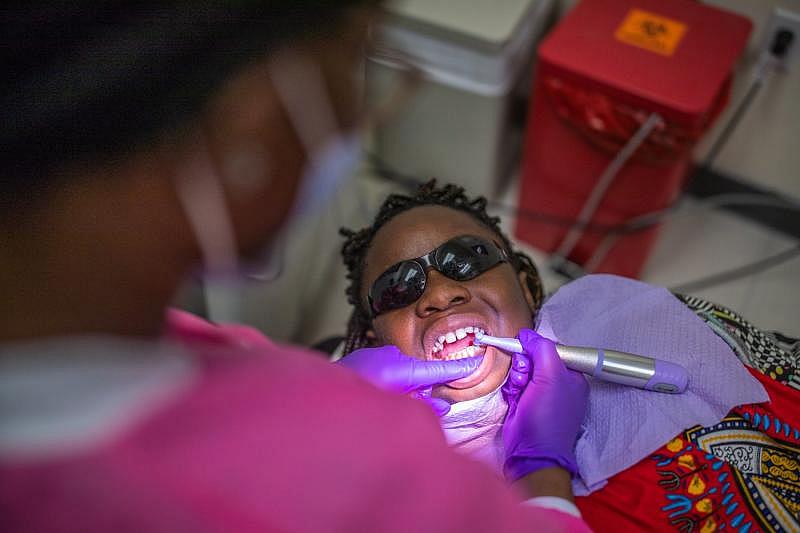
[473,332,687,394]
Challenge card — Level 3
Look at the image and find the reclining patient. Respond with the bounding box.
[339,181,800,531]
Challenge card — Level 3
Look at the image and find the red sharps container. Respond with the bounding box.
[515,0,751,278]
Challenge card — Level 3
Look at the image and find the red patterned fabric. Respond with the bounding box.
[577,368,800,532]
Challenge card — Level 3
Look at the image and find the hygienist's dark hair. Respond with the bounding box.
[340,180,545,355]
[0,1,379,213]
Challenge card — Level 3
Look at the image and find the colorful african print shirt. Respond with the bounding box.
[576,296,800,532]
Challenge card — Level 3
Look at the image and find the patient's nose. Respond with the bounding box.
[415,269,470,316]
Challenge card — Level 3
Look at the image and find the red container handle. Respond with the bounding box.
[544,75,725,164]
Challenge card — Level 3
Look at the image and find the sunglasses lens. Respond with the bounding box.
[367,236,505,317]
[436,236,497,280]
[370,261,426,316]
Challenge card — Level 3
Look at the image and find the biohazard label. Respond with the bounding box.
[615,8,687,56]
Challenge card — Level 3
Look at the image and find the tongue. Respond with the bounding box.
[440,334,475,358]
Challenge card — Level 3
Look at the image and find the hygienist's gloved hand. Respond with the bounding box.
[502,329,589,482]
[501,351,532,417]
[338,345,483,416]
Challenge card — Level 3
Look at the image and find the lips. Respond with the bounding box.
[430,326,486,360]
[445,347,497,389]
[422,316,496,389]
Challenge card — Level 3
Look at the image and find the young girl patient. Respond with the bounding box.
[340,182,545,471]
[339,180,800,532]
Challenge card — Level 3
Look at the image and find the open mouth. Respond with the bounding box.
[429,326,488,361]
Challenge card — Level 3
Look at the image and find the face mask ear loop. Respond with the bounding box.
[268,49,341,159]
[237,52,339,283]
[248,49,350,283]
[247,229,285,282]
[174,141,240,279]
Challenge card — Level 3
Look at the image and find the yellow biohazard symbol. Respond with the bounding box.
[615,8,688,56]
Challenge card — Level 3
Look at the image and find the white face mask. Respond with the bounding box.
[292,133,362,219]
[174,50,362,288]
[244,131,362,282]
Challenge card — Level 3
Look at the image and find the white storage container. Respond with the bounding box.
[367,0,554,197]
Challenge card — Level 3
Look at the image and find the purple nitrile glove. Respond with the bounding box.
[337,345,483,416]
[502,329,589,482]
[501,351,532,417]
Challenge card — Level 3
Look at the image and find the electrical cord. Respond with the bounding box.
[365,25,798,292]
[560,29,797,277]
[642,28,799,292]
[367,153,620,233]
[579,191,800,273]
[632,57,784,280]
[699,54,775,170]
[368,158,800,291]
[550,112,664,266]
[670,244,800,294]
[368,153,800,233]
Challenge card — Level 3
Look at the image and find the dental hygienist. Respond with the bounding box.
[0,3,589,531]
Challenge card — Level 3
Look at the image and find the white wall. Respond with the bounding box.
[698,0,800,200]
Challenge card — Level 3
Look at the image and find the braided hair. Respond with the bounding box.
[340,180,544,355]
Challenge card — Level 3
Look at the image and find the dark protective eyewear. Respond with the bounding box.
[368,235,509,317]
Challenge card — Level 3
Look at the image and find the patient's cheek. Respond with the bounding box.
[486,352,512,394]
[373,324,424,360]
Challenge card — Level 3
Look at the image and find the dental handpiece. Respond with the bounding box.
[473,332,688,394]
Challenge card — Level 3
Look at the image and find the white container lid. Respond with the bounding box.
[374,0,550,95]
[386,0,538,53]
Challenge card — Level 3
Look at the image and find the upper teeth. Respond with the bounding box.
[432,326,485,354]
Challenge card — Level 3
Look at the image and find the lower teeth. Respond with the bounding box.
[445,345,482,360]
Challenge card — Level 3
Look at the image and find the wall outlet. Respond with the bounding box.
[761,7,800,71]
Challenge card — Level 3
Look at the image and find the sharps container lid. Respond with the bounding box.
[538,0,752,125]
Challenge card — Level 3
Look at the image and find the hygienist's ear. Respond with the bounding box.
[518,270,537,313]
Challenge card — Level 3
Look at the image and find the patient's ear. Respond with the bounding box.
[364,329,382,348]
[518,270,536,312]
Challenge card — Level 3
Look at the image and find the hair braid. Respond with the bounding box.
[339,180,543,355]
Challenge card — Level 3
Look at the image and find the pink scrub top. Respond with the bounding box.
[0,310,588,532]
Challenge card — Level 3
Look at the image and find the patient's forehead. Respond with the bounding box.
[365,205,499,281]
